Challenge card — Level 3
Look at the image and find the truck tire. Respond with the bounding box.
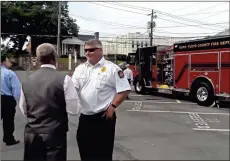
[194,82,215,107]
[134,79,145,94]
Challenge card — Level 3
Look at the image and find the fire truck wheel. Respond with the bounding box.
[195,82,215,107]
[134,80,145,94]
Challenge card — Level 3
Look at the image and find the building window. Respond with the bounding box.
[145,42,148,47]
[141,41,143,47]
[137,41,139,48]
[132,41,134,48]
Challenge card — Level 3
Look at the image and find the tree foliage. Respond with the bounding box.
[1,1,80,54]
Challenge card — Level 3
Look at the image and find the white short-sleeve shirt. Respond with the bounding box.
[72,57,131,115]
[124,68,133,81]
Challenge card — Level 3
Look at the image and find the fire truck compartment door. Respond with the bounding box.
[138,47,156,81]
[191,52,218,71]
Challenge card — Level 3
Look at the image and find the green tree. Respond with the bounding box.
[1,1,79,55]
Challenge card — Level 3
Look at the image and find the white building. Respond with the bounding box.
[102,32,206,55]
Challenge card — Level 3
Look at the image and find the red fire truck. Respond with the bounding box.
[126,35,230,107]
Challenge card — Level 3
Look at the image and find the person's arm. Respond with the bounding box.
[103,68,131,119]
[130,70,134,86]
[19,87,27,117]
[10,71,21,101]
[111,69,131,106]
[130,70,133,82]
[64,75,81,115]
[71,67,81,91]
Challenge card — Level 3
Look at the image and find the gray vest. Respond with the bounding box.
[22,67,68,134]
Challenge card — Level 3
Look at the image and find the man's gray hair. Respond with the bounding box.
[85,39,103,48]
[36,43,57,64]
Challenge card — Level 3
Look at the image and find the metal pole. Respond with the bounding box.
[150,9,153,46]
[57,1,61,69]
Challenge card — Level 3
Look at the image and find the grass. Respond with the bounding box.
[117,60,125,65]
[58,58,69,64]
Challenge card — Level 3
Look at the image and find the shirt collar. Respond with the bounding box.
[40,64,56,70]
[1,64,6,68]
[86,57,105,67]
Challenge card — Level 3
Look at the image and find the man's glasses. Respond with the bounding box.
[85,48,100,53]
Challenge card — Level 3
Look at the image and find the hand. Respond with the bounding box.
[102,104,115,120]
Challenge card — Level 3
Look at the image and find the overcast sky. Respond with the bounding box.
[68,2,229,38]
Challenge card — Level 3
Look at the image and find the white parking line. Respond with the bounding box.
[126,109,230,116]
[193,128,230,132]
[124,100,196,104]
[129,94,148,97]
[176,99,181,103]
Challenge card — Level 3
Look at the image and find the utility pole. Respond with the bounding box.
[150,9,154,46]
[57,1,61,69]
[148,9,157,46]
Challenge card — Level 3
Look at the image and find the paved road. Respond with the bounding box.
[1,91,229,160]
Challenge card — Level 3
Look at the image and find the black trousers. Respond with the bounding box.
[24,132,67,161]
[1,95,17,143]
[128,79,131,85]
[77,111,116,161]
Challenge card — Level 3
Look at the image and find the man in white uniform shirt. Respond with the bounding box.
[72,39,131,161]
[124,64,133,99]
[19,43,80,161]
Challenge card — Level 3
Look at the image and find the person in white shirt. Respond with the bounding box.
[124,64,133,99]
[19,43,80,161]
[72,39,131,161]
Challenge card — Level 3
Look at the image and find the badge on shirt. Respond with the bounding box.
[101,66,106,72]
[118,70,124,78]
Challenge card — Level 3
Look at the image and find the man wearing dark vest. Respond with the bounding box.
[19,43,80,161]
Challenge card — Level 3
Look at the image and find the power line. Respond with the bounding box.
[176,10,229,16]
[89,2,147,16]
[107,22,229,29]
[169,2,201,13]
[108,2,226,29]
[195,10,229,21]
[70,14,145,29]
[80,30,118,36]
[1,33,72,38]
[184,2,226,15]
[100,35,207,39]
[157,17,223,31]
[154,29,218,35]
[1,32,209,39]
[71,12,223,32]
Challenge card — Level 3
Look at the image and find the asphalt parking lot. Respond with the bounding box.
[1,91,229,160]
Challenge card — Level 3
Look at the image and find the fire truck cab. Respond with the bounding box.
[126,35,230,107]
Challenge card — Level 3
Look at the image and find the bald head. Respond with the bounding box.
[36,43,57,65]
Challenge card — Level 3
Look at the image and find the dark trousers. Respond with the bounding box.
[77,111,116,161]
[24,132,67,161]
[1,95,17,143]
[128,79,131,84]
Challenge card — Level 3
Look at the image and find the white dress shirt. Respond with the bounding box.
[124,68,133,81]
[19,64,80,116]
[72,57,131,115]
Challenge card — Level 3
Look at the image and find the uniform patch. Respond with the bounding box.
[101,66,106,72]
[118,70,124,78]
